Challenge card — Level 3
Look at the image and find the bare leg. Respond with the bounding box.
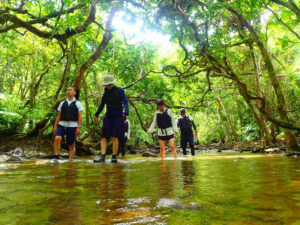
[69,145,75,161]
[101,137,107,155]
[168,138,177,159]
[112,137,119,155]
[54,136,62,155]
[159,140,166,159]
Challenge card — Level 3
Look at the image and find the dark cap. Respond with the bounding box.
[180,108,186,114]
[156,99,165,105]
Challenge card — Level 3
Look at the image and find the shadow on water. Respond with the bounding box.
[1,153,300,224]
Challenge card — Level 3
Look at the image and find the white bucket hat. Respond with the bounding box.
[101,74,117,86]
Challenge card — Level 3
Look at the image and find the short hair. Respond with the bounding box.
[156,99,165,105]
[67,87,76,92]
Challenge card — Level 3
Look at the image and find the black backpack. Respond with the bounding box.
[157,108,172,129]
[178,116,192,130]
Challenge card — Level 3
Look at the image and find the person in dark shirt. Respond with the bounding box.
[177,108,197,156]
[93,74,129,163]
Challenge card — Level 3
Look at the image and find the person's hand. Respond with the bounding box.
[174,132,178,139]
[195,131,198,137]
[147,131,152,135]
[53,125,57,134]
[94,116,98,121]
[75,127,80,136]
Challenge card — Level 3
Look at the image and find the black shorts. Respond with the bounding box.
[158,134,174,141]
[56,125,76,146]
[101,111,124,138]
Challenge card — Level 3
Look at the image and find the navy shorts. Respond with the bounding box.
[56,125,77,146]
[101,111,124,139]
[158,134,174,141]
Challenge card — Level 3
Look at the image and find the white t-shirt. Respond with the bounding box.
[57,98,84,127]
[148,108,178,136]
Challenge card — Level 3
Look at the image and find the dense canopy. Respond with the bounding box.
[0,0,299,152]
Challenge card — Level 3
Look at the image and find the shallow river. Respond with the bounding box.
[1,152,300,225]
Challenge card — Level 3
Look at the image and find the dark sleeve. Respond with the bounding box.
[94,95,106,117]
[120,88,129,115]
[191,120,197,131]
[75,89,80,100]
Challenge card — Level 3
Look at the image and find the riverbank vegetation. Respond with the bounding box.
[0,0,299,153]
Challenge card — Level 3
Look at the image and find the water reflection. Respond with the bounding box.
[2,154,300,224]
[240,157,300,224]
[93,164,128,224]
[159,160,178,198]
[49,163,81,224]
[181,160,196,196]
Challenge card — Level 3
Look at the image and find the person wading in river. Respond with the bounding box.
[93,74,129,163]
[53,87,84,161]
[148,99,178,159]
[118,114,131,157]
[177,108,197,156]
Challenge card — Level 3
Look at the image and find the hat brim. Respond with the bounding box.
[102,79,117,86]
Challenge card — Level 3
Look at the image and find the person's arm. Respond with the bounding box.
[53,111,61,134]
[120,88,129,115]
[189,116,197,136]
[54,101,63,134]
[94,95,105,118]
[127,120,131,139]
[76,111,82,135]
[191,120,197,131]
[148,112,157,133]
[76,102,84,135]
[75,89,80,100]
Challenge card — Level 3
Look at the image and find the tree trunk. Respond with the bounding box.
[54,41,75,100]
[94,71,102,106]
[270,0,300,21]
[217,103,231,144]
[26,97,63,137]
[227,5,300,152]
[83,80,90,130]
[73,1,120,90]
[217,95,239,142]
[0,59,12,92]
[248,43,274,146]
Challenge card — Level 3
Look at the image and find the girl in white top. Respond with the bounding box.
[148,99,178,159]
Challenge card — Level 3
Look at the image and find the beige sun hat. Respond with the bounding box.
[101,74,117,86]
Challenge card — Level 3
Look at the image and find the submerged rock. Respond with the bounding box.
[6,156,22,162]
[157,198,204,211]
[142,151,158,157]
[129,149,137,154]
[157,198,184,210]
[11,147,24,157]
[286,152,300,157]
[149,148,160,154]
[251,147,265,153]
[187,202,204,211]
[239,146,255,153]
[265,148,283,154]
[0,146,11,153]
